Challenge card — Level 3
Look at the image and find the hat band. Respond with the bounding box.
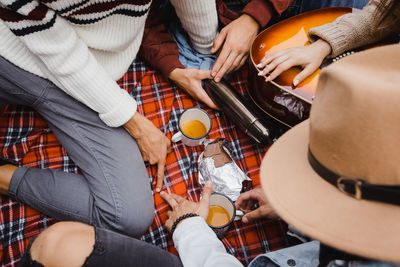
[308,148,400,206]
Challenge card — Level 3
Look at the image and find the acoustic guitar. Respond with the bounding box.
[248,7,352,128]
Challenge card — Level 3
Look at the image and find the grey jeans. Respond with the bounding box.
[0,56,154,238]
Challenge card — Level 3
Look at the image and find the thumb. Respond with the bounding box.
[211,30,227,54]
[196,88,219,110]
[242,208,264,224]
[196,69,213,80]
[199,181,213,208]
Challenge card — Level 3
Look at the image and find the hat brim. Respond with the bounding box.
[261,120,400,263]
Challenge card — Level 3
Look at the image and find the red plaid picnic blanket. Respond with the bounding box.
[0,58,289,266]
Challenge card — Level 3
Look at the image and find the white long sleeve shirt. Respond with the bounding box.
[173,216,243,267]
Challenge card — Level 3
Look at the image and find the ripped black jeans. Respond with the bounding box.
[18,227,183,267]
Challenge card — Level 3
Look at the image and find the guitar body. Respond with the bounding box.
[249,7,352,127]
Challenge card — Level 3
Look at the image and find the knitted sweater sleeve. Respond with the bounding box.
[308,1,400,58]
[0,1,137,127]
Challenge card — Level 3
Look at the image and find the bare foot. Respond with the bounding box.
[0,164,17,195]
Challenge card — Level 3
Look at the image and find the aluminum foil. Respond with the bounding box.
[198,138,251,201]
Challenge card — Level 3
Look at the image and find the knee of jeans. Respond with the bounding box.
[30,222,95,267]
[115,194,155,238]
[91,165,154,238]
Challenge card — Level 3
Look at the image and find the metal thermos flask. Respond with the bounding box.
[203,78,278,145]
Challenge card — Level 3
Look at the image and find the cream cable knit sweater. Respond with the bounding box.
[0,0,152,127]
[309,0,400,57]
[1,0,218,128]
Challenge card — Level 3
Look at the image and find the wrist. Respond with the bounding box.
[314,39,332,58]
[240,14,260,32]
[169,68,185,81]
[171,213,199,234]
[123,113,142,139]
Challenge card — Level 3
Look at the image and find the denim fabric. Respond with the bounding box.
[277,0,370,22]
[249,241,400,267]
[250,241,320,267]
[169,22,217,71]
[156,0,217,71]
[295,0,369,11]
[0,56,154,238]
[341,262,400,267]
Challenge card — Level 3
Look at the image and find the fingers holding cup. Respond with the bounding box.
[198,181,213,219]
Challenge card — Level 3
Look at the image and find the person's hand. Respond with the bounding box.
[169,68,218,109]
[235,187,278,223]
[210,14,259,82]
[123,113,171,192]
[257,39,332,86]
[160,181,213,232]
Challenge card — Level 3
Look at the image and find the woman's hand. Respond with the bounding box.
[160,181,213,232]
[257,39,332,86]
[235,187,278,223]
[169,68,218,109]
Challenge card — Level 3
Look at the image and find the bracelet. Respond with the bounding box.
[171,213,199,234]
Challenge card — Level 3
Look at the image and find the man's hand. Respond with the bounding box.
[123,113,171,192]
[169,68,218,109]
[160,181,213,232]
[210,14,259,82]
[235,187,278,223]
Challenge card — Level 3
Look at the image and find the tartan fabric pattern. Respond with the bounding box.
[0,58,288,267]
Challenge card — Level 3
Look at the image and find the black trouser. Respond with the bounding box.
[19,227,183,267]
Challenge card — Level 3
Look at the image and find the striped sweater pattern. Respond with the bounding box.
[0,0,152,127]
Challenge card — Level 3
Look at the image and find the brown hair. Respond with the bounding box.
[372,0,400,29]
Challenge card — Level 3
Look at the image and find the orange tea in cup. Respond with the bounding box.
[181,120,207,138]
[206,205,231,227]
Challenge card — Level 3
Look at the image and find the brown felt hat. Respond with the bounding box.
[260,44,400,263]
